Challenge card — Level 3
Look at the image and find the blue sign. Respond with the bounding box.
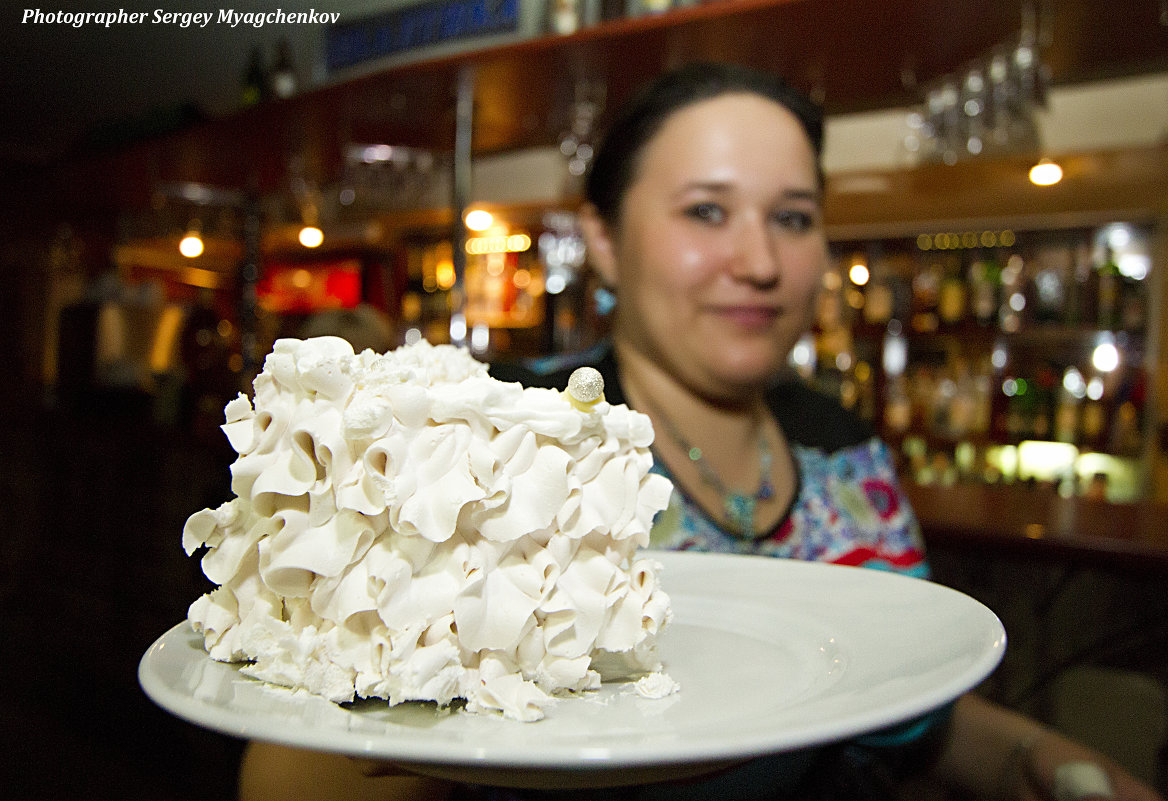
[326,0,522,72]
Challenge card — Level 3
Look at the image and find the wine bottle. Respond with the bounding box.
[1054,367,1082,443]
[1072,243,1097,328]
[270,38,297,99]
[241,47,268,107]
[911,258,942,333]
[883,374,912,435]
[549,0,581,34]
[971,251,1001,327]
[862,256,894,326]
[1120,272,1147,332]
[1031,245,1069,324]
[997,253,1025,334]
[937,254,968,329]
[1096,245,1121,330]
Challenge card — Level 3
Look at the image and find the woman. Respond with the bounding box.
[241,63,1161,801]
[565,62,921,569]
[496,62,1162,801]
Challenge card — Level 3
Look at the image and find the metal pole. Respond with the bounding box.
[450,64,474,347]
[238,191,262,385]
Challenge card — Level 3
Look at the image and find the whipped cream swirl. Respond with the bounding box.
[184,337,675,721]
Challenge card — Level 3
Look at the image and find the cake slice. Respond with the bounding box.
[183,337,675,721]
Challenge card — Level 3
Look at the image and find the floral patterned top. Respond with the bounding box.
[648,437,928,578]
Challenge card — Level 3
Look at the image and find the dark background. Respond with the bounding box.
[0,383,244,800]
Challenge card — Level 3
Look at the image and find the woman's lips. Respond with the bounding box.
[711,305,781,328]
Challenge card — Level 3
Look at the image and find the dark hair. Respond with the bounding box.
[584,62,825,225]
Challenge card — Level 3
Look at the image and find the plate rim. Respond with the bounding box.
[139,551,1006,769]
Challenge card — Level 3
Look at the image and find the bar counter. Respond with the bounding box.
[908,481,1168,759]
[905,482,1168,574]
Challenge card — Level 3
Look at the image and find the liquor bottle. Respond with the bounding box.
[970,251,1002,327]
[269,38,297,99]
[1070,243,1097,328]
[600,0,625,20]
[862,255,894,327]
[1079,375,1108,452]
[1107,370,1146,456]
[241,47,268,107]
[947,358,978,438]
[1054,367,1083,443]
[1084,472,1109,501]
[910,257,942,333]
[626,0,670,16]
[854,359,877,424]
[882,374,912,435]
[549,0,580,34]
[997,253,1025,333]
[1109,401,1143,457]
[180,288,234,438]
[1063,245,1081,327]
[937,254,968,329]
[1030,364,1058,440]
[1096,245,1121,330]
[1030,245,1069,324]
[1120,271,1148,332]
[815,269,844,332]
[1004,377,1028,440]
[930,367,958,439]
[988,339,1011,442]
[971,356,993,435]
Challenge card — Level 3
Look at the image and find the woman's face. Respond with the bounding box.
[588,92,827,400]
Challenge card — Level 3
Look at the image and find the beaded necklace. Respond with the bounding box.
[645,400,775,538]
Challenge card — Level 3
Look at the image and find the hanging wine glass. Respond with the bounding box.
[961,66,987,156]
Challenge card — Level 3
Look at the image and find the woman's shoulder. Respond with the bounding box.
[766,374,875,452]
[491,349,872,453]
[488,342,626,402]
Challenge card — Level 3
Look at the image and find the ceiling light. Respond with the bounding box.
[298,225,324,248]
[179,224,204,258]
[1029,159,1063,186]
[465,209,493,231]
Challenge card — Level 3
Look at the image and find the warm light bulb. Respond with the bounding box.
[291,268,312,289]
[435,259,456,290]
[464,209,493,231]
[1092,340,1120,373]
[1029,159,1063,186]
[848,263,870,286]
[179,232,204,258]
[299,226,324,248]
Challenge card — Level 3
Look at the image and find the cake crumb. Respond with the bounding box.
[633,672,680,699]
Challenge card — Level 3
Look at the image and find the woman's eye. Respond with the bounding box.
[685,203,725,225]
[772,209,816,233]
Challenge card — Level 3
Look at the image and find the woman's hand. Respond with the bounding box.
[1020,728,1163,801]
[346,757,416,778]
[239,741,454,800]
[936,694,1163,801]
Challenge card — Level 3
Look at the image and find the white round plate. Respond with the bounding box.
[140,551,1005,788]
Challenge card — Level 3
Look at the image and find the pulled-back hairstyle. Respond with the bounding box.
[585,62,825,225]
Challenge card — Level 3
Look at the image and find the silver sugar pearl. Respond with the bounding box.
[567,366,604,403]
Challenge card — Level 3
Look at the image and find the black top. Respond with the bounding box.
[488,342,873,454]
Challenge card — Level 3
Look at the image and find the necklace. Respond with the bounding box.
[644,399,774,538]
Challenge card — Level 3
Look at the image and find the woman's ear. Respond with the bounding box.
[578,203,619,288]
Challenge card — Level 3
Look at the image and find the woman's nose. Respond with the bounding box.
[730,218,781,286]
